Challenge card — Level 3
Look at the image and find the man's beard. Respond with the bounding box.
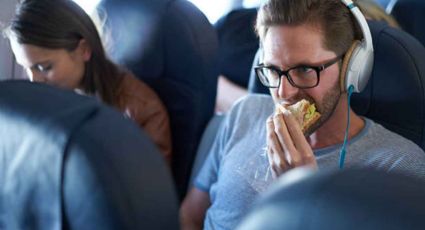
[271,82,342,136]
[304,83,342,136]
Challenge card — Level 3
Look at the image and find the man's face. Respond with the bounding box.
[263,24,341,134]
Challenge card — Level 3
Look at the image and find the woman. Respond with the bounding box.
[4,0,172,162]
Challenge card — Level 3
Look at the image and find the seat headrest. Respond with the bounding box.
[248,21,425,150]
[215,8,259,87]
[237,167,425,230]
[101,0,170,76]
[351,21,425,149]
[0,81,179,229]
[248,48,268,94]
[102,0,218,86]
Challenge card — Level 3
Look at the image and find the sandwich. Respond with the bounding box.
[275,99,321,134]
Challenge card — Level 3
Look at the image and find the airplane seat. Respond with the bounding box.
[0,81,179,230]
[248,21,425,150]
[215,8,259,88]
[388,0,425,47]
[237,167,425,230]
[100,0,219,199]
[247,49,269,95]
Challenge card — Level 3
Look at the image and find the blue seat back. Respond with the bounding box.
[101,0,219,198]
[237,168,425,230]
[389,0,425,46]
[215,8,259,88]
[0,81,179,230]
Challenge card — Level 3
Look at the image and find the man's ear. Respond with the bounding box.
[76,39,92,61]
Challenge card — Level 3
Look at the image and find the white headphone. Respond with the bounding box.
[340,0,374,93]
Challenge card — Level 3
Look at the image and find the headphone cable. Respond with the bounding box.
[339,85,355,169]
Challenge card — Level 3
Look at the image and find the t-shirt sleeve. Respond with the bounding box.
[387,146,425,180]
[362,129,425,180]
[194,114,231,192]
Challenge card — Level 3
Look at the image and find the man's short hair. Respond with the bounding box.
[256,0,362,56]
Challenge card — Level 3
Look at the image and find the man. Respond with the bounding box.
[180,0,425,229]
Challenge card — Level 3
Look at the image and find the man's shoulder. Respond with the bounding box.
[219,94,273,141]
[362,119,425,178]
[367,119,424,154]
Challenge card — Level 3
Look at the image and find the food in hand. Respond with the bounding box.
[275,99,321,133]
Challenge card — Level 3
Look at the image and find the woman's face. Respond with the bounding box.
[10,38,90,90]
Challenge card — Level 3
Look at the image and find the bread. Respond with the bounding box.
[275,99,321,133]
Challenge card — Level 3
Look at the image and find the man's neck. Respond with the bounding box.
[307,97,365,149]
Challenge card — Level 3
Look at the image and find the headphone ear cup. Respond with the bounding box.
[340,40,362,92]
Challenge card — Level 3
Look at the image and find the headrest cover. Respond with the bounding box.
[0,81,179,229]
[238,168,425,230]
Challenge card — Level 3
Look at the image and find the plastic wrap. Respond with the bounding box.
[235,145,275,193]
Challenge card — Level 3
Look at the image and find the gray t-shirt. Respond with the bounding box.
[195,94,425,230]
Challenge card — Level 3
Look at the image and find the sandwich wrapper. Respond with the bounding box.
[235,144,275,193]
[235,100,321,193]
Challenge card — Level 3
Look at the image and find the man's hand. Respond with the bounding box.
[266,111,317,178]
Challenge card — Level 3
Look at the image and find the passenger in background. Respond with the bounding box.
[214,8,259,114]
[3,0,172,163]
[356,0,400,28]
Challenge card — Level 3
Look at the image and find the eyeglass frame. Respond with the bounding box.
[254,55,344,89]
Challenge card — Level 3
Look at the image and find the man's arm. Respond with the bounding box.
[180,187,211,230]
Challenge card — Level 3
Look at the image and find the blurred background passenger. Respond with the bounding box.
[3,0,172,163]
[356,0,400,28]
[214,8,258,114]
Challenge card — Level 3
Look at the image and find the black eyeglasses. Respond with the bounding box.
[255,55,343,89]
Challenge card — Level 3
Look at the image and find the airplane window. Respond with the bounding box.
[72,0,102,14]
[188,0,232,23]
[0,0,14,80]
[189,0,264,23]
[243,0,263,8]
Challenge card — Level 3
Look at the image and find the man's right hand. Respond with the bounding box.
[266,111,317,178]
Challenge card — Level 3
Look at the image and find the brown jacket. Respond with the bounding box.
[115,73,172,163]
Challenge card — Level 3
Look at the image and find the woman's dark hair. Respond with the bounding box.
[6,0,123,105]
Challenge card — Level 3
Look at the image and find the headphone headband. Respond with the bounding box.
[340,0,374,92]
[341,0,373,52]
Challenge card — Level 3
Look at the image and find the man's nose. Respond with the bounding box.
[278,76,299,99]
